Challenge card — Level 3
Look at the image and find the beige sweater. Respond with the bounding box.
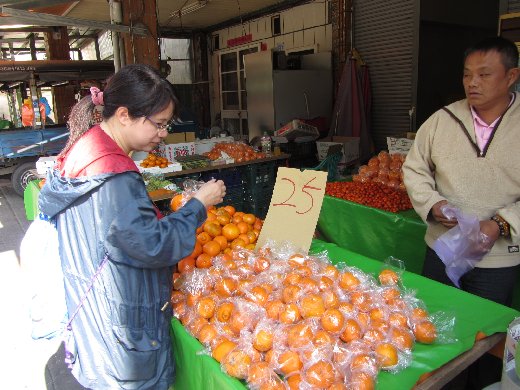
[402,94,520,268]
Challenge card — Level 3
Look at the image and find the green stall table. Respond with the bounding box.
[170,239,519,390]
[317,195,427,274]
[23,179,41,221]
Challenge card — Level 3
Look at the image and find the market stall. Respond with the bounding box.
[170,239,519,390]
[317,195,427,274]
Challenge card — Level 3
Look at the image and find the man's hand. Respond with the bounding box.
[431,200,458,228]
[480,219,500,243]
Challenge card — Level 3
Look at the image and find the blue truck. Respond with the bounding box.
[0,126,68,195]
[0,59,114,195]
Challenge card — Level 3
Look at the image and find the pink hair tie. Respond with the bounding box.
[90,86,104,106]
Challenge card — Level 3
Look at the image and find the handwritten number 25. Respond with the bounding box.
[272,177,321,215]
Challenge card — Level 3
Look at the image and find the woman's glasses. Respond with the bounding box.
[145,116,174,134]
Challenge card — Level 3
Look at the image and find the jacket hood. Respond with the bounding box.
[39,125,139,218]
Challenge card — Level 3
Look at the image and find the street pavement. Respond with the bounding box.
[0,175,57,390]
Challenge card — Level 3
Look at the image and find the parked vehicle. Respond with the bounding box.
[0,60,113,195]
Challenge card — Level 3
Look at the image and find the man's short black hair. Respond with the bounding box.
[464,36,519,70]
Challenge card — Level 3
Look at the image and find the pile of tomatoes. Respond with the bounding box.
[139,153,170,168]
[204,142,267,163]
[171,246,439,389]
[352,151,406,191]
[171,202,264,272]
[326,181,413,213]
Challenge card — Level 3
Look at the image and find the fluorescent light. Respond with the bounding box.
[171,0,208,18]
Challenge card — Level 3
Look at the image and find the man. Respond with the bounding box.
[403,36,520,388]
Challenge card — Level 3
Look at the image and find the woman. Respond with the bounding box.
[39,64,225,389]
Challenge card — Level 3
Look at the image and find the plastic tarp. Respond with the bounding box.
[170,239,519,390]
[317,195,427,274]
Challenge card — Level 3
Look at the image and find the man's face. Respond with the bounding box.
[463,50,518,111]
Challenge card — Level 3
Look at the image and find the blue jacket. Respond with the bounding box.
[39,129,207,389]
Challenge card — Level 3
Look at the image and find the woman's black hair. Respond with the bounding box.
[60,64,178,157]
[464,36,519,70]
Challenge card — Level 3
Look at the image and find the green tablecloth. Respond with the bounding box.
[23,179,40,221]
[317,195,428,274]
[171,239,519,390]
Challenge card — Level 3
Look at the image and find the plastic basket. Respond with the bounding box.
[279,141,317,158]
[242,161,278,196]
[243,187,273,219]
[200,168,242,189]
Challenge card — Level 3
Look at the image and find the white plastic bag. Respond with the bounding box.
[433,205,493,287]
[20,216,67,340]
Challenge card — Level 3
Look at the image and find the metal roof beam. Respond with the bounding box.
[1,7,149,36]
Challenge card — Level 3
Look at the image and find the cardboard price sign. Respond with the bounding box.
[257,167,327,253]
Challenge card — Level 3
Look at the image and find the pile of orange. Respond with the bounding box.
[139,153,170,168]
[204,142,267,163]
[171,246,439,389]
[174,204,264,275]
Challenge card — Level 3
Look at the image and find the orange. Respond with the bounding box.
[196,296,216,319]
[173,301,187,318]
[287,323,313,348]
[323,264,340,279]
[170,194,184,211]
[247,362,272,386]
[212,338,237,362]
[190,241,203,258]
[322,289,340,309]
[357,312,370,329]
[369,307,386,322]
[313,329,333,346]
[411,307,429,321]
[253,329,274,352]
[349,371,375,390]
[339,271,360,291]
[243,213,256,224]
[388,311,408,328]
[288,253,306,266]
[186,292,201,307]
[197,231,211,245]
[318,276,334,291]
[279,303,301,324]
[222,223,240,241]
[382,287,401,303]
[245,243,256,251]
[299,277,319,293]
[265,300,284,320]
[300,293,325,318]
[246,286,269,306]
[253,218,263,231]
[206,212,217,222]
[232,214,243,224]
[286,373,301,390]
[259,377,286,390]
[230,238,246,249]
[321,308,345,333]
[329,383,347,390]
[389,327,414,350]
[237,233,250,245]
[350,291,372,312]
[204,222,222,238]
[195,253,212,268]
[413,320,437,344]
[375,343,398,368]
[304,361,335,388]
[338,301,355,315]
[379,269,400,285]
[170,290,185,305]
[216,302,234,322]
[177,257,195,273]
[222,349,252,379]
[203,240,221,257]
[187,316,208,338]
[214,277,236,298]
[277,350,302,375]
[283,272,301,286]
[282,285,302,304]
[236,279,252,297]
[340,319,362,343]
[350,353,377,372]
[213,235,228,251]
[246,231,257,244]
[253,256,270,273]
[363,329,385,344]
[198,323,218,344]
[229,311,252,334]
[223,205,236,216]
[296,265,312,277]
[237,221,249,234]
[216,213,231,226]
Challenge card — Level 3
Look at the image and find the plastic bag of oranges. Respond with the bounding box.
[170,179,204,212]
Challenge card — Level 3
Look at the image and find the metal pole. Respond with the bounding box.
[109,0,122,72]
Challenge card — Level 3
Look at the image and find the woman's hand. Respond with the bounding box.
[194,179,226,208]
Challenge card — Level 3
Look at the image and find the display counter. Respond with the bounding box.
[317,195,427,274]
[170,239,519,390]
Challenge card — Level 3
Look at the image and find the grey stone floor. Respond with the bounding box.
[0,175,58,390]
